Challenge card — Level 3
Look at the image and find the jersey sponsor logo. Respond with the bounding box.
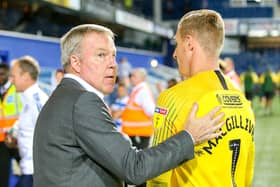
[155,107,168,115]
[216,94,242,108]
[154,107,168,129]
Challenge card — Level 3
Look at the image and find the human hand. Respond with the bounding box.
[184,103,224,145]
[5,134,18,148]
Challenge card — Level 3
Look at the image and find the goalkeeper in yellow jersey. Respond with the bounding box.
[147,9,255,187]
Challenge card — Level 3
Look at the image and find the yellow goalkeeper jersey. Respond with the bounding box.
[147,70,255,187]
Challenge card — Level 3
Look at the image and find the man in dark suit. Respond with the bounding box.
[33,24,224,187]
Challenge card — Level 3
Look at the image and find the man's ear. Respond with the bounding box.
[21,72,30,81]
[184,35,194,51]
[70,55,81,73]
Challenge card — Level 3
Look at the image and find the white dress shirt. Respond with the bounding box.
[64,74,104,100]
[18,83,48,174]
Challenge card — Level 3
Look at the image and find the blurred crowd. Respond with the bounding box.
[219,57,280,116]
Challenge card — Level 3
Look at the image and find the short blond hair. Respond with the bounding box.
[60,24,115,70]
[178,9,224,58]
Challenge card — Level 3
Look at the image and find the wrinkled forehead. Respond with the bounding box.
[82,32,116,50]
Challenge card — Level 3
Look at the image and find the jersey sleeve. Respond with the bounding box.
[245,132,255,187]
[147,93,178,187]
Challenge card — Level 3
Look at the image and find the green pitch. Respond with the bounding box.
[252,96,280,187]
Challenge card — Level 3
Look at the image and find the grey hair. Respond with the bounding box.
[60,24,115,70]
[11,55,40,81]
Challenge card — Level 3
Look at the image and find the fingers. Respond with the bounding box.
[209,122,224,138]
[188,102,198,120]
[197,121,225,145]
[186,103,225,145]
[194,116,225,146]
[214,121,225,132]
[207,132,222,140]
[207,106,222,119]
[211,112,225,124]
[207,120,225,135]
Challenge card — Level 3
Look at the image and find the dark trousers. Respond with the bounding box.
[0,142,20,187]
[0,142,10,187]
[130,136,150,150]
[15,175,33,187]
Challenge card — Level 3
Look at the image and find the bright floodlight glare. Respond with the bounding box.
[150,59,158,68]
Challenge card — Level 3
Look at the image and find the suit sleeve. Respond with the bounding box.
[73,92,194,185]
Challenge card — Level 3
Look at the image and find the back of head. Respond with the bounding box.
[60,24,115,72]
[178,9,224,58]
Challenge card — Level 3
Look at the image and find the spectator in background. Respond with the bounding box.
[276,67,280,97]
[155,81,164,98]
[259,67,277,115]
[240,66,259,102]
[124,0,133,11]
[155,78,178,99]
[167,78,178,88]
[220,57,242,90]
[104,76,119,106]
[122,68,154,187]
[54,69,64,85]
[117,57,132,87]
[0,62,22,187]
[7,56,48,187]
[110,82,129,130]
[121,68,155,150]
[51,68,64,91]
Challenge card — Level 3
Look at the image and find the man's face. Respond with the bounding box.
[0,68,9,86]
[173,31,192,79]
[77,32,117,95]
[10,63,26,92]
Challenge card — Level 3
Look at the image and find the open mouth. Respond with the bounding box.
[105,75,115,81]
[105,75,114,79]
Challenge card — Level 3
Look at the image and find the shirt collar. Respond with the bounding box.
[64,73,104,100]
[22,83,40,98]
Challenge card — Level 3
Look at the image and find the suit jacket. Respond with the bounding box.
[33,78,194,187]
